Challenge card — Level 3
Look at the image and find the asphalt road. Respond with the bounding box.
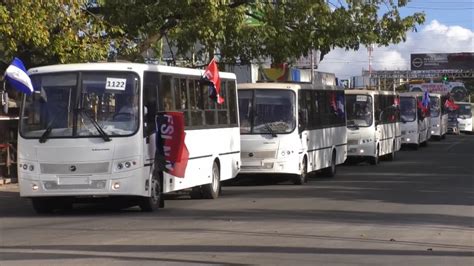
[1,134,473,265]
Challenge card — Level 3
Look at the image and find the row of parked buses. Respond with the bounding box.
[15,63,470,213]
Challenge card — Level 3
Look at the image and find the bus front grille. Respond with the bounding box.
[347,139,359,145]
[40,162,110,174]
[241,151,276,159]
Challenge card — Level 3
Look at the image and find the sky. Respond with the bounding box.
[317,0,474,79]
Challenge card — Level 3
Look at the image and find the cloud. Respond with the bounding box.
[317,20,474,78]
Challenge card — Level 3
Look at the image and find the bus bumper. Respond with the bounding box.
[458,123,472,132]
[401,133,418,145]
[347,143,374,158]
[240,158,300,175]
[18,168,146,198]
[430,125,441,137]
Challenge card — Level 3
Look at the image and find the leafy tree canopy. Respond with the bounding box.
[0,0,425,68]
[0,0,117,68]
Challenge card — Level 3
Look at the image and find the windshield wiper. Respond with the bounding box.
[39,125,53,143]
[78,109,111,142]
[39,116,58,143]
[264,123,277,137]
[346,120,359,129]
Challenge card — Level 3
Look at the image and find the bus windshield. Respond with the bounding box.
[400,97,416,122]
[429,96,440,117]
[457,104,472,118]
[20,71,140,139]
[239,89,296,134]
[345,94,373,127]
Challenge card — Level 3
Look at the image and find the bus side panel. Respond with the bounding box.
[162,127,240,193]
[307,126,346,171]
[378,122,399,156]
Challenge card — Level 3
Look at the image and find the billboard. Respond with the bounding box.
[409,82,469,102]
[410,53,474,71]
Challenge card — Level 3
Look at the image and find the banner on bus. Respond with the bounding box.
[155,112,189,178]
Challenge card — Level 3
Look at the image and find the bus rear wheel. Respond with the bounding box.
[386,141,396,161]
[201,161,221,199]
[322,150,336,178]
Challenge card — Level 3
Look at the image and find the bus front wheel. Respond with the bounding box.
[369,146,379,165]
[31,197,55,214]
[140,175,163,212]
[292,157,307,185]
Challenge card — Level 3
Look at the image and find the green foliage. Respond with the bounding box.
[0,1,115,68]
[0,0,425,68]
[101,0,424,65]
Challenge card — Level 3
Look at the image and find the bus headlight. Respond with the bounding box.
[32,183,39,191]
[114,157,140,172]
[279,150,293,158]
[112,182,121,190]
[19,161,37,173]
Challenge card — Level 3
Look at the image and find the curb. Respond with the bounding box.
[0,178,14,186]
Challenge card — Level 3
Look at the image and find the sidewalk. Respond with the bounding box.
[0,181,19,192]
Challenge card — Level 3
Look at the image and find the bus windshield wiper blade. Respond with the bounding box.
[39,116,58,143]
[264,123,277,137]
[78,109,111,142]
[39,125,53,143]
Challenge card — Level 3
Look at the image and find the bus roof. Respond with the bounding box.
[238,82,342,91]
[28,62,237,80]
[344,89,398,96]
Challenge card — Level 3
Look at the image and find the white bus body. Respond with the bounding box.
[400,92,431,148]
[237,83,347,184]
[429,93,449,139]
[18,63,240,213]
[455,102,473,133]
[345,90,401,164]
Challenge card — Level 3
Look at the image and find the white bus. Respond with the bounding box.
[455,102,473,133]
[18,63,240,213]
[429,93,449,140]
[237,82,347,184]
[400,92,431,149]
[345,90,401,164]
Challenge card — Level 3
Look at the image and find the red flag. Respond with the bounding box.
[444,99,459,111]
[330,92,337,111]
[417,99,429,117]
[156,112,189,178]
[393,97,400,106]
[203,58,224,104]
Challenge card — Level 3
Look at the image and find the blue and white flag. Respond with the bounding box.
[5,57,34,95]
[422,91,430,108]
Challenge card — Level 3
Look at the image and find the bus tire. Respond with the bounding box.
[369,146,379,165]
[139,175,163,212]
[292,157,307,185]
[202,161,220,199]
[31,197,55,214]
[386,141,396,161]
[322,150,336,178]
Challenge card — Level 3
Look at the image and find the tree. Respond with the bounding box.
[0,1,116,68]
[0,1,425,69]
[100,0,425,66]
